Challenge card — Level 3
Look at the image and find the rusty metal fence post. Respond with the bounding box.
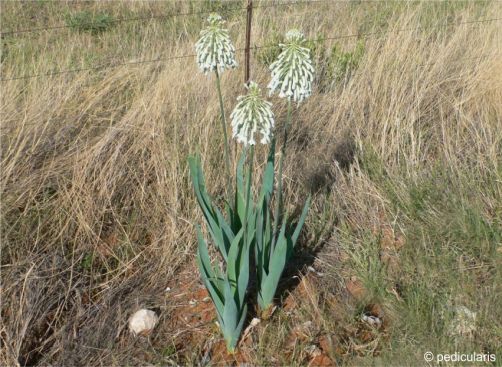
[244,0,253,85]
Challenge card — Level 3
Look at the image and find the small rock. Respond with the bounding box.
[361,314,382,328]
[129,309,159,336]
[305,345,322,358]
[307,266,325,277]
[250,317,261,328]
[450,305,477,337]
[302,321,314,329]
[241,317,260,341]
[366,303,385,318]
[165,287,171,292]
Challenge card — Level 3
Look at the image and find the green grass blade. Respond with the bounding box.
[291,195,311,246]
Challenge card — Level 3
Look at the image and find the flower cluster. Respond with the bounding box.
[195,13,237,74]
[231,82,275,146]
[268,29,314,103]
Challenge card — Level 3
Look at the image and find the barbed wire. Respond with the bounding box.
[1,51,499,131]
[346,52,501,80]
[289,17,502,42]
[1,15,500,82]
[1,54,196,81]
[0,1,331,36]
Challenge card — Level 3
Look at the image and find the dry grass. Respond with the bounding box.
[1,1,501,366]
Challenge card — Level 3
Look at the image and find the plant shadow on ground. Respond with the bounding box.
[264,129,357,308]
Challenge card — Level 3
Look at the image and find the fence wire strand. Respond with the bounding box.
[0,5,500,82]
[1,51,499,131]
[0,1,332,36]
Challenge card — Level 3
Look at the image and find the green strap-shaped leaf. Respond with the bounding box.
[228,303,247,352]
[245,207,256,249]
[189,158,220,232]
[255,194,273,278]
[259,218,288,309]
[255,201,265,281]
[196,227,224,313]
[222,280,239,343]
[212,262,226,298]
[213,205,234,253]
[259,140,276,199]
[234,188,246,230]
[189,156,228,260]
[238,228,254,304]
[198,227,248,352]
[226,227,245,292]
[255,141,276,280]
[263,195,273,276]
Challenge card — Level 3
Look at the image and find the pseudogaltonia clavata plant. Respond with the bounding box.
[189,21,313,352]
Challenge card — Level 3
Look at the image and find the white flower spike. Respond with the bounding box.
[268,29,314,103]
[195,13,237,74]
[231,82,275,146]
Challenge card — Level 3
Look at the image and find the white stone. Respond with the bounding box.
[361,314,382,327]
[128,309,158,336]
[241,317,261,341]
[450,305,477,337]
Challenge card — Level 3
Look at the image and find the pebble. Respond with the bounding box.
[128,309,159,336]
[361,314,382,328]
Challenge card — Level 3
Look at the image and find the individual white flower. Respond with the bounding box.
[195,13,237,74]
[230,82,275,146]
[268,29,314,103]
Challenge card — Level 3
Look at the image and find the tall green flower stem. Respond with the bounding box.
[215,68,233,204]
[272,99,292,247]
[243,145,255,247]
